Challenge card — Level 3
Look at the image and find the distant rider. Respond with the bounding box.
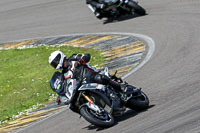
[86,0,142,19]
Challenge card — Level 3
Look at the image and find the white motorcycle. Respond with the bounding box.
[50,67,149,127]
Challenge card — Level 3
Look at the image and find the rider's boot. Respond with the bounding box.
[120,84,139,101]
[107,76,136,96]
[120,83,132,94]
[121,86,133,102]
[123,84,138,93]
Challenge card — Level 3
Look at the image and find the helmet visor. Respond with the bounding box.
[50,54,61,69]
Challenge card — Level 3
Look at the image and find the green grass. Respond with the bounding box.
[0,45,104,125]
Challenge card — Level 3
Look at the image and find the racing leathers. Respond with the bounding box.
[62,54,121,95]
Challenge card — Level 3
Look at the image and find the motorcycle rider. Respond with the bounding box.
[49,51,129,112]
[86,0,140,19]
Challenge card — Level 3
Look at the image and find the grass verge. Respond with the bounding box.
[0,45,104,125]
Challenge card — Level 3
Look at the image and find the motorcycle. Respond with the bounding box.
[87,0,146,19]
[50,67,149,128]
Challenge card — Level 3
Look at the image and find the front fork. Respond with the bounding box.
[81,93,103,114]
[82,93,94,103]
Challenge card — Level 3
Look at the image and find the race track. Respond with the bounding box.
[0,0,200,133]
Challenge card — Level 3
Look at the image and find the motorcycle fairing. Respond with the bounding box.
[65,78,77,99]
[50,71,65,95]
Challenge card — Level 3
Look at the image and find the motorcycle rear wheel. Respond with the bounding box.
[80,106,114,128]
[126,91,149,111]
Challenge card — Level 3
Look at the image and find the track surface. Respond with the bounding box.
[1,0,200,133]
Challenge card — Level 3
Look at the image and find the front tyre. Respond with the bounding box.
[126,91,149,111]
[129,1,146,15]
[80,106,114,128]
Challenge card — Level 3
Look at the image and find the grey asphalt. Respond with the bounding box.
[0,0,200,133]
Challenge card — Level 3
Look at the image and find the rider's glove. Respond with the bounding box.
[56,96,61,105]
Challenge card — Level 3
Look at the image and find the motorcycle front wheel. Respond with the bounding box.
[80,106,114,128]
[129,1,146,15]
[126,91,149,111]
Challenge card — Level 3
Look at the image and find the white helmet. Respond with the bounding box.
[49,51,66,70]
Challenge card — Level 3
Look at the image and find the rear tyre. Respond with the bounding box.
[126,91,149,111]
[80,106,114,128]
